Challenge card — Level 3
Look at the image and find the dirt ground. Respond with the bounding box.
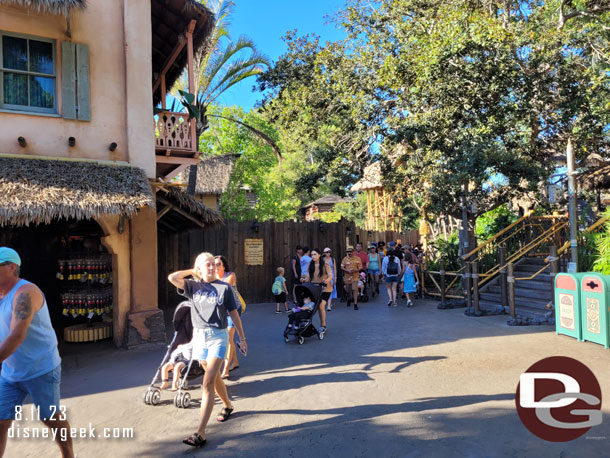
[5,292,610,458]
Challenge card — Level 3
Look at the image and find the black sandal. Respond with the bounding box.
[217,406,234,422]
[183,432,206,447]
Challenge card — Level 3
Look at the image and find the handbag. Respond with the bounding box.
[238,291,246,314]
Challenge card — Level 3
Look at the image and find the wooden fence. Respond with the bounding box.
[158,219,419,307]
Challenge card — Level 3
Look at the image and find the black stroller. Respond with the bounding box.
[283,283,325,345]
[143,301,203,408]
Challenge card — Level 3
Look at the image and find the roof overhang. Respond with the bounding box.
[155,184,224,232]
[0,157,154,227]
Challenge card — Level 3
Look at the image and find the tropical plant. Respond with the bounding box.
[172,1,278,157]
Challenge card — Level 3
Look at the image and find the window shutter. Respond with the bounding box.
[61,41,76,119]
[76,43,90,121]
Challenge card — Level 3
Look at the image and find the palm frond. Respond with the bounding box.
[209,114,282,162]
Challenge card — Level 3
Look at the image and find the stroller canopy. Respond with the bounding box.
[172,301,193,346]
[295,283,322,304]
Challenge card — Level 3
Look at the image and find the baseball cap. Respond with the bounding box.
[388,241,396,247]
[0,247,21,266]
[323,247,331,253]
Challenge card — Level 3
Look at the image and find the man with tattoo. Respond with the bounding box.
[0,248,74,458]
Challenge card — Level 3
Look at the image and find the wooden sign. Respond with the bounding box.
[244,238,264,265]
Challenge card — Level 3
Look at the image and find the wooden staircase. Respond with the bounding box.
[479,257,554,322]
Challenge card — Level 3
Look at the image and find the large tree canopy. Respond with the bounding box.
[258,0,610,226]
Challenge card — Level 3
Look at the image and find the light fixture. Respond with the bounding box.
[318,222,325,232]
[68,137,76,147]
[109,142,118,152]
[251,221,259,233]
[17,137,26,147]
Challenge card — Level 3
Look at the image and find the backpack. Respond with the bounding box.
[387,257,399,275]
[272,279,283,295]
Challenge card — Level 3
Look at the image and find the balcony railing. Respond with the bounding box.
[154,111,196,153]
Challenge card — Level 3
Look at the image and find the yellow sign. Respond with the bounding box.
[244,239,264,265]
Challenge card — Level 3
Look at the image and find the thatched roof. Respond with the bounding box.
[303,195,352,208]
[152,0,215,105]
[352,162,383,191]
[577,163,610,191]
[0,158,154,227]
[0,0,86,14]
[156,185,224,231]
[178,154,237,195]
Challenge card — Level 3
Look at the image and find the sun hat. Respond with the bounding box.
[0,247,21,266]
[346,246,354,251]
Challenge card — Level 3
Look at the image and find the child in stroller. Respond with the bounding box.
[160,341,193,391]
[283,283,325,344]
[358,270,369,302]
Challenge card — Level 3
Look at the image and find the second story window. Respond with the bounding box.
[1,33,56,113]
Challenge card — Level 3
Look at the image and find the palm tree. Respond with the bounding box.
[173,0,276,152]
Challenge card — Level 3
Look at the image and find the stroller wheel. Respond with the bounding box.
[150,389,161,406]
[284,335,289,343]
[143,390,152,405]
[175,392,190,409]
[298,336,305,345]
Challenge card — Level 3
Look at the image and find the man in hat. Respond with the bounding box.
[341,246,363,310]
[0,248,74,458]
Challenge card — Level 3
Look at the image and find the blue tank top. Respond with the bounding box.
[0,279,61,381]
[368,253,380,270]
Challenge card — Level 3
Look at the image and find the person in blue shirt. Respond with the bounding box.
[0,247,74,458]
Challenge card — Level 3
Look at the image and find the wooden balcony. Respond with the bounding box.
[154,111,199,181]
[154,111,197,155]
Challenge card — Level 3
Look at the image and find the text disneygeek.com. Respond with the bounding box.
[9,423,134,441]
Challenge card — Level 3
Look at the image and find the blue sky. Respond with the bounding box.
[215,0,347,111]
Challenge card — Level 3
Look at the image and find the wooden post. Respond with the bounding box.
[508,262,516,318]
[439,259,446,306]
[186,19,197,150]
[472,261,480,313]
[465,262,472,309]
[161,74,166,110]
[549,245,559,298]
[498,246,508,311]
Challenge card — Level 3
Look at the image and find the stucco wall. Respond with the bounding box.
[0,2,155,176]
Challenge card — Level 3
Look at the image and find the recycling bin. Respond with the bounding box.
[580,273,610,348]
[555,273,585,340]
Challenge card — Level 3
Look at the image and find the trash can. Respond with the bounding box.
[580,273,610,348]
[555,273,585,340]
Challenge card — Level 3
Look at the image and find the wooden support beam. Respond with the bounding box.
[161,162,192,182]
[157,195,205,228]
[152,38,187,94]
[155,156,200,165]
[186,19,197,150]
[156,205,171,221]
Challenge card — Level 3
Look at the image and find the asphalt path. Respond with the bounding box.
[6,290,610,457]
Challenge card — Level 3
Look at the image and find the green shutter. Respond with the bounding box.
[76,43,90,121]
[61,41,76,119]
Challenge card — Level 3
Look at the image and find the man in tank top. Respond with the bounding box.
[0,247,74,458]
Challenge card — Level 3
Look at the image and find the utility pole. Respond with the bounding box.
[567,137,578,270]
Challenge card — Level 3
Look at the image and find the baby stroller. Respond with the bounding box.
[358,271,369,303]
[143,301,203,409]
[283,283,325,345]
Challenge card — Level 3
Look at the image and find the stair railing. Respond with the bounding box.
[462,212,569,288]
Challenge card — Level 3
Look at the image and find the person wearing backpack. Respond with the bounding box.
[272,267,289,314]
[382,249,402,307]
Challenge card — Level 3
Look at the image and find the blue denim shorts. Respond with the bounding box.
[385,275,399,283]
[0,364,61,421]
[192,327,228,361]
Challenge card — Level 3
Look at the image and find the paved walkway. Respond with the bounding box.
[6,291,610,458]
